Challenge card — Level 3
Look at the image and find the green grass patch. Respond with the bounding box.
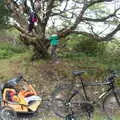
[58,51,120,71]
[0,43,26,59]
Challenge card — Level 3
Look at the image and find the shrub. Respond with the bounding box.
[0,43,26,59]
[73,38,107,56]
[0,49,13,59]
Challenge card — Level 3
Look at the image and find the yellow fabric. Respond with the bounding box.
[28,101,41,111]
[18,95,28,105]
[12,95,20,103]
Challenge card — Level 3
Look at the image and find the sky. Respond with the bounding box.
[105,1,120,38]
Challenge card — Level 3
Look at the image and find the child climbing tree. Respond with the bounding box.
[28,11,38,33]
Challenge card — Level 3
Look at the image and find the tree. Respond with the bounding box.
[3,0,120,59]
[0,2,10,29]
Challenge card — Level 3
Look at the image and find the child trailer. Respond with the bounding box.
[0,75,41,120]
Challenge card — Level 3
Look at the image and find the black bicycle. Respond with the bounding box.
[51,70,120,120]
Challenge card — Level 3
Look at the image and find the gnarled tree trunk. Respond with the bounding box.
[20,33,50,59]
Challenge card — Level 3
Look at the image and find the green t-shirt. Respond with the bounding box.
[48,34,59,45]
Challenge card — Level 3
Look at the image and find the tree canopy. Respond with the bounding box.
[2,0,120,58]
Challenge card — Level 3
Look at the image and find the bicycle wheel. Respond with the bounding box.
[103,90,120,120]
[1,106,17,120]
[51,84,84,118]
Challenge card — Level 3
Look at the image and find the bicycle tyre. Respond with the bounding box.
[103,89,120,119]
[51,83,84,118]
[1,106,17,120]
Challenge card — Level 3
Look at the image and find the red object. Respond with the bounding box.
[32,18,37,22]
[9,91,16,101]
[10,91,15,96]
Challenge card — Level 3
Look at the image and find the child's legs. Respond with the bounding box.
[28,23,34,32]
[51,45,57,57]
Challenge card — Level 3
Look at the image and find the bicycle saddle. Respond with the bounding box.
[72,70,86,76]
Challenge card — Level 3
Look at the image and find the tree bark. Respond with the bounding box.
[20,33,50,59]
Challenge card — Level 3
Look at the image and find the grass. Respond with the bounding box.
[93,112,120,120]
[0,48,45,82]
[37,113,120,120]
[0,43,26,59]
[0,52,28,82]
[58,51,120,71]
[34,113,120,120]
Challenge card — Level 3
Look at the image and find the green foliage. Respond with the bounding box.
[97,40,120,71]
[0,2,10,29]
[0,43,26,59]
[0,49,12,59]
[66,35,107,56]
[58,35,120,71]
[58,51,86,60]
[75,39,98,55]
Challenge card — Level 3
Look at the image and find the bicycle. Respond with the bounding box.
[51,70,120,120]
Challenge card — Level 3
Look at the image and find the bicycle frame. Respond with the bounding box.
[68,75,120,106]
[79,75,120,106]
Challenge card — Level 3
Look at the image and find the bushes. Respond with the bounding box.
[98,40,120,70]
[67,35,107,56]
[0,43,26,59]
[75,39,98,55]
[0,49,13,59]
[75,39,106,56]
